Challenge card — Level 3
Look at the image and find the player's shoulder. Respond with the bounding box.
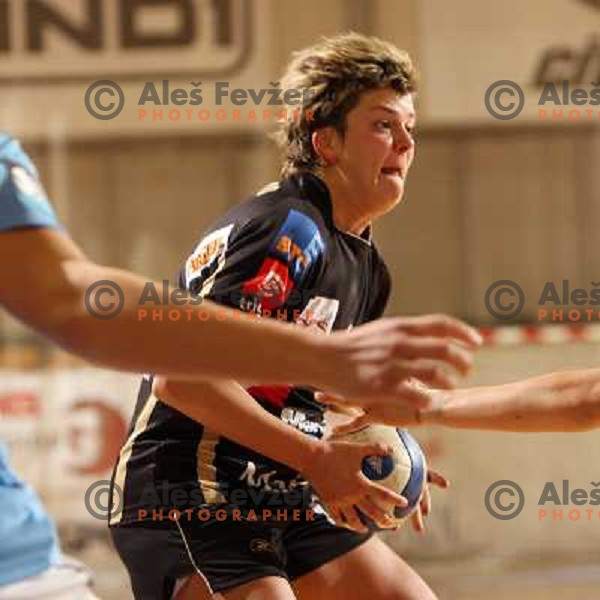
[0,131,42,191]
[226,172,334,240]
[181,174,331,289]
[187,173,333,254]
[0,132,58,232]
[0,132,37,173]
[0,132,17,157]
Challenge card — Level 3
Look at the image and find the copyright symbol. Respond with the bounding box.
[485,280,524,321]
[85,280,125,320]
[484,80,525,120]
[85,80,125,120]
[484,480,525,520]
[84,480,123,521]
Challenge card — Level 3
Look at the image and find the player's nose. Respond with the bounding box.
[392,125,415,154]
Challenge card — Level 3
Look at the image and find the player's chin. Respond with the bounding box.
[375,181,405,214]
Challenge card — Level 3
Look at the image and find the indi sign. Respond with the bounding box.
[0,0,269,137]
[0,0,252,81]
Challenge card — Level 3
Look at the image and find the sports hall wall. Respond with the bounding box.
[1,0,599,596]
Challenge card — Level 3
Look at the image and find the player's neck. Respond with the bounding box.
[320,173,373,236]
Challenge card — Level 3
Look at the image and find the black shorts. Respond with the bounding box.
[110,508,371,599]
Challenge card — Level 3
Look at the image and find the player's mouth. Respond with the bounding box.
[380,167,404,180]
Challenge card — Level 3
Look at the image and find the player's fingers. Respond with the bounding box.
[398,338,474,376]
[420,485,432,517]
[331,414,371,436]
[339,505,368,533]
[363,478,408,509]
[356,441,394,457]
[315,392,361,413]
[355,496,395,530]
[411,506,425,534]
[428,469,450,489]
[375,381,432,410]
[396,361,457,391]
[399,315,483,349]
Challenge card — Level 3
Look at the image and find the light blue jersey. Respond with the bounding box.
[0,133,60,585]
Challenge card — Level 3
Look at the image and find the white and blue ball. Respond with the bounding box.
[340,425,427,529]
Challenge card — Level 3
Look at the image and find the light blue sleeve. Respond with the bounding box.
[0,134,59,232]
[0,442,59,585]
[0,133,61,584]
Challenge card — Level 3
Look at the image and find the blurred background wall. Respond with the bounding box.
[2,1,600,598]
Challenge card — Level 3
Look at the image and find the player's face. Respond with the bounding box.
[333,88,416,219]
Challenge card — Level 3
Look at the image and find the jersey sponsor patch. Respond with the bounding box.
[185,224,234,292]
[242,258,292,312]
[280,407,326,436]
[296,296,339,334]
[247,385,291,409]
[270,210,325,283]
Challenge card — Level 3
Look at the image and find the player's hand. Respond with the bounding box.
[411,469,449,534]
[321,381,445,435]
[321,314,482,405]
[302,440,408,533]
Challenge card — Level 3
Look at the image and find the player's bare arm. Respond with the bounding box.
[0,226,480,398]
[0,226,315,380]
[334,368,600,433]
[419,368,600,432]
[0,229,468,394]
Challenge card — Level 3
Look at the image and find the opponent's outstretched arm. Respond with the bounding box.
[332,369,600,434]
[420,369,600,432]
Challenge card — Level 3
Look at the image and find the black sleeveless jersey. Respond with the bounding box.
[110,172,391,527]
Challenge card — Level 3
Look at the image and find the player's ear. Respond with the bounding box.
[312,127,340,167]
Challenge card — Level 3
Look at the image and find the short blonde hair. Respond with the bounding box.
[275,32,417,178]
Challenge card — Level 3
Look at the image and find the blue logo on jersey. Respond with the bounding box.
[271,210,325,283]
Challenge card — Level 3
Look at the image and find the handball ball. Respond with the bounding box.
[339,424,427,529]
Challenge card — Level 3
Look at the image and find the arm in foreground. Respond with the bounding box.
[0,227,327,384]
[0,229,482,398]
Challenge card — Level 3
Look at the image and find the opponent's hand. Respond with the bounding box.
[302,440,408,533]
[321,381,445,435]
[411,469,449,534]
[321,314,482,405]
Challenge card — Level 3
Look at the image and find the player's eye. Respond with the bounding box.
[405,124,417,140]
[375,119,392,130]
